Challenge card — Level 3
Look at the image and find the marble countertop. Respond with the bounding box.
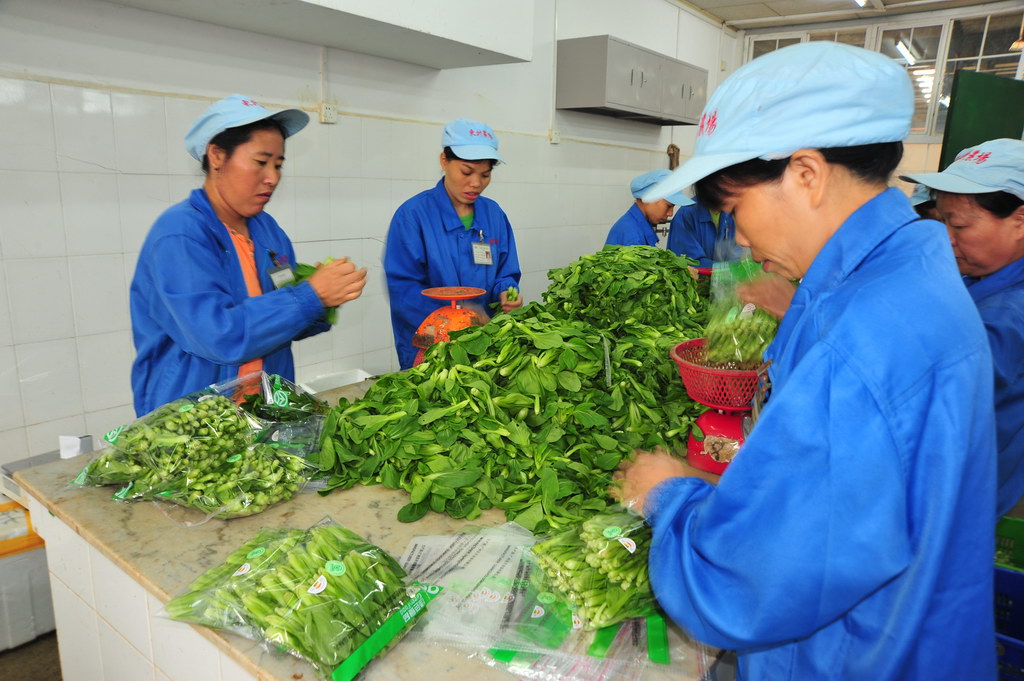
[14,379,706,681]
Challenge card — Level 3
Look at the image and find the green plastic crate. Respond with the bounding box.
[997,517,1024,572]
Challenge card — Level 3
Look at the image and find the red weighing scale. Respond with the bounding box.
[670,338,762,474]
[411,286,489,366]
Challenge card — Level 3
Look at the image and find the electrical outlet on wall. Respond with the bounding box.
[319,103,338,124]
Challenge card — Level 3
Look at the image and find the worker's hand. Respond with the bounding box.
[611,447,720,517]
[307,257,368,308]
[500,289,524,313]
[736,273,796,320]
[688,266,698,280]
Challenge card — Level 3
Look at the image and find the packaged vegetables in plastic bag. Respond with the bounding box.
[531,510,656,630]
[704,259,778,366]
[238,373,328,458]
[72,388,315,519]
[165,520,441,680]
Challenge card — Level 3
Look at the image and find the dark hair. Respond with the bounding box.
[443,146,496,169]
[972,191,1024,219]
[913,200,937,219]
[201,118,287,173]
[695,142,904,210]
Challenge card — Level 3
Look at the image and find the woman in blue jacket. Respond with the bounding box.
[666,196,743,265]
[605,169,691,247]
[130,95,367,415]
[903,138,1024,517]
[384,119,522,369]
[620,43,996,681]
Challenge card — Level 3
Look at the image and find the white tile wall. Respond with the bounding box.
[0,79,57,173]
[61,172,123,256]
[91,548,153,659]
[147,592,221,681]
[0,170,66,259]
[52,85,117,174]
[49,578,105,681]
[98,617,156,681]
[0,77,657,463]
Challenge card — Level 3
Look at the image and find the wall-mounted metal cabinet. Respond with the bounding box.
[556,35,707,126]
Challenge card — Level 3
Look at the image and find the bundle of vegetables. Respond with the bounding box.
[166,522,437,680]
[285,259,340,324]
[542,245,707,333]
[704,259,778,366]
[239,373,329,422]
[74,394,313,518]
[313,308,703,533]
[531,510,655,629]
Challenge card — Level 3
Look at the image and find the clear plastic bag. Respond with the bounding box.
[399,523,549,650]
[531,511,657,631]
[704,259,778,366]
[72,380,314,519]
[164,519,440,680]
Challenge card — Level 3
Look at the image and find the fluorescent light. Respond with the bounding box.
[896,40,917,66]
[852,0,868,6]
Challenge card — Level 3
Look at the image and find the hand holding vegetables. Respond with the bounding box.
[306,257,368,310]
[499,285,523,313]
[736,273,796,320]
[611,447,719,516]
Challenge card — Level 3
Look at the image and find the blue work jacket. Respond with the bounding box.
[605,204,658,247]
[645,189,996,681]
[666,199,739,266]
[966,256,1024,516]
[130,188,329,416]
[384,179,521,369]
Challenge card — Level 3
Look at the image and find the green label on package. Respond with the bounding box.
[536,592,555,604]
[72,468,88,485]
[325,560,346,576]
[246,547,266,559]
[113,482,134,500]
[226,454,241,463]
[104,425,125,444]
[331,584,442,681]
[272,389,289,408]
[602,526,622,538]
[179,404,194,413]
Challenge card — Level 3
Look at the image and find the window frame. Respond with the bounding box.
[743,7,1024,144]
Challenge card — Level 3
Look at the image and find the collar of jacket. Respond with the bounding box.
[796,188,917,300]
[187,187,270,248]
[429,178,474,232]
[965,256,1024,304]
[627,202,653,228]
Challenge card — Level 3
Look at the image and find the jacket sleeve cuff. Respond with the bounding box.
[290,281,327,321]
[644,476,713,526]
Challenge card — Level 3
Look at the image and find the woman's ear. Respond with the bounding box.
[207,144,226,171]
[1010,204,1024,241]
[784,149,830,208]
[438,151,448,171]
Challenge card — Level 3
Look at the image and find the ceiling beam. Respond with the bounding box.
[868,0,887,10]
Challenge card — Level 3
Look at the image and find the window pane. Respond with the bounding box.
[835,29,867,48]
[778,37,801,49]
[910,97,929,134]
[910,25,941,61]
[979,54,1023,78]
[880,29,904,61]
[752,40,777,59]
[983,12,1024,56]
[949,17,986,59]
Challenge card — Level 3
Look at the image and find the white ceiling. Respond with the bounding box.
[684,0,1001,29]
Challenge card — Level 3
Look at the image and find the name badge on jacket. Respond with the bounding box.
[472,241,493,266]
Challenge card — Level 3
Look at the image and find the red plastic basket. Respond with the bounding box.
[670,338,760,411]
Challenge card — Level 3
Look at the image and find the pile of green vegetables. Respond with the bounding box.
[532,510,655,629]
[312,246,708,533]
[166,523,431,679]
[75,394,312,518]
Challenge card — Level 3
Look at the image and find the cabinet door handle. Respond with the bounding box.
[630,68,634,86]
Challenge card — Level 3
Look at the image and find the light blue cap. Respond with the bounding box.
[909,183,934,207]
[630,170,693,206]
[442,118,505,163]
[900,138,1024,202]
[643,42,913,202]
[184,94,309,161]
